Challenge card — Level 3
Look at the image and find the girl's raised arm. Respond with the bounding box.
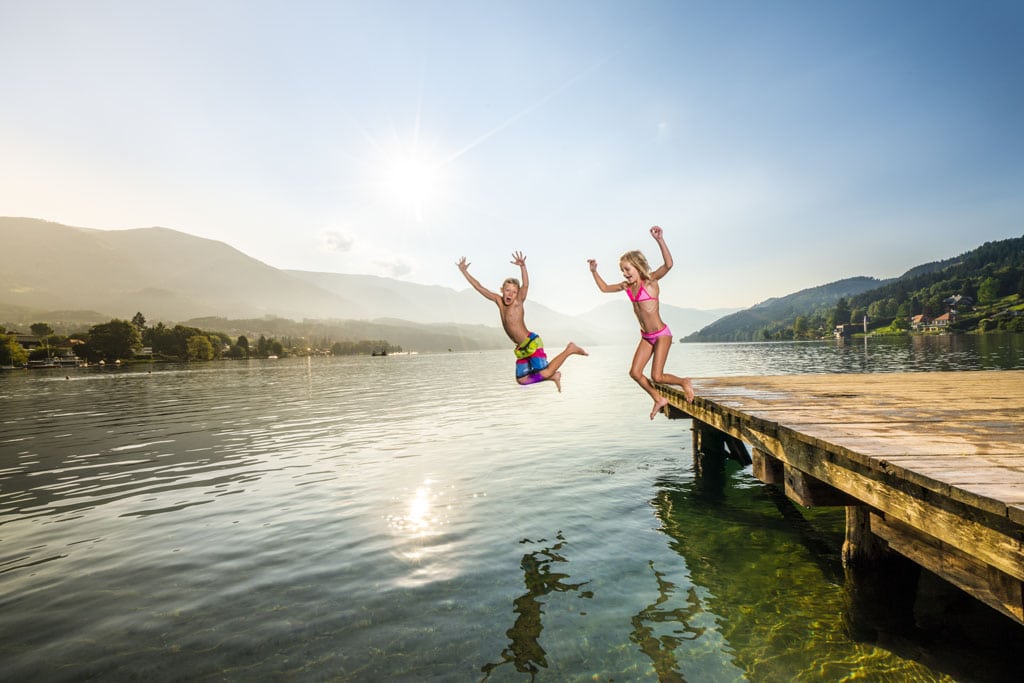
[648,226,673,281]
[588,259,623,293]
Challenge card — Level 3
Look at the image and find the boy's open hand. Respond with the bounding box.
[510,251,526,266]
[457,256,470,272]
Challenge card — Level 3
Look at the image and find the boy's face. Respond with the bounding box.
[620,262,640,285]
[501,282,519,305]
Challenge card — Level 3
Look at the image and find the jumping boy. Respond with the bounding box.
[457,251,587,391]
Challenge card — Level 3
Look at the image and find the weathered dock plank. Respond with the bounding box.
[655,369,1024,625]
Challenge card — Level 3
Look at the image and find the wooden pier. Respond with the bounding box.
[655,370,1024,626]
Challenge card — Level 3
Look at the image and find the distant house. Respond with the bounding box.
[833,323,854,338]
[928,312,952,331]
[909,314,929,330]
[943,294,974,310]
[14,334,42,350]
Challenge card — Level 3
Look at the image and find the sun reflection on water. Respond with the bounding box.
[387,479,448,550]
[384,479,463,587]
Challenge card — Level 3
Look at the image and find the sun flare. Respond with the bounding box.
[388,158,435,212]
[375,150,449,222]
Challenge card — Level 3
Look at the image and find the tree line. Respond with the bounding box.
[686,235,1024,342]
[0,312,402,366]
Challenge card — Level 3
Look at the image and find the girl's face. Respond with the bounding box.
[620,261,640,285]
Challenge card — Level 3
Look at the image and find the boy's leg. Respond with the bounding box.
[519,342,587,392]
[541,342,587,376]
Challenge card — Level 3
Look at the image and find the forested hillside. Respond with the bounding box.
[685,235,1024,342]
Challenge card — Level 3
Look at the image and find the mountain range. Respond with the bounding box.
[0,217,734,350]
[685,233,1024,341]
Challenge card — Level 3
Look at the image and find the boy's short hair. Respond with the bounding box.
[502,277,521,289]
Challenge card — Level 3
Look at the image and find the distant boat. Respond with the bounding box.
[27,354,84,369]
[371,349,388,357]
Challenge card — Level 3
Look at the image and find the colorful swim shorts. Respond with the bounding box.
[514,332,549,383]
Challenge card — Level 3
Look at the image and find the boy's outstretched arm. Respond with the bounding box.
[457,257,501,303]
[588,259,623,293]
[510,251,529,301]
[649,225,674,280]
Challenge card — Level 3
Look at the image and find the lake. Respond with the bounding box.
[2,334,1023,682]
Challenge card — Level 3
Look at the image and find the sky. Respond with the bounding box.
[2,1,1023,316]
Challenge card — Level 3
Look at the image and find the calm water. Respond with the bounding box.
[2,335,1023,682]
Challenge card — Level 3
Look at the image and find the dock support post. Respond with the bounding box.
[691,419,727,494]
[842,505,921,641]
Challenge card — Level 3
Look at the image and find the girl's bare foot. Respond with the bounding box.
[681,378,694,403]
[650,396,669,420]
[550,371,562,392]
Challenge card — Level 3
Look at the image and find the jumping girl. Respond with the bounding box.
[588,226,694,418]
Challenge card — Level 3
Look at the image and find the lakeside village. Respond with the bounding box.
[817,292,1023,341]
[0,313,405,370]
[3,290,1023,371]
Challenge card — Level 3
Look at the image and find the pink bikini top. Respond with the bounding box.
[626,282,657,303]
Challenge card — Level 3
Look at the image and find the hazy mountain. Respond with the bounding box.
[2,217,735,349]
[283,270,742,345]
[685,232,1024,341]
[684,277,890,342]
[574,300,739,345]
[0,217,363,321]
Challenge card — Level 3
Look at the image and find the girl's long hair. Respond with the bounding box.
[619,250,651,281]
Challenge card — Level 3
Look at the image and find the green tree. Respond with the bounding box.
[828,298,851,329]
[82,319,141,362]
[208,335,224,360]
[187,335,215,361]
[131,312,147,331]
[793,316,808,339]
[30,322,54,337]
[978,276,1000,304]
[1,334,29,367]
[237,335,250,355]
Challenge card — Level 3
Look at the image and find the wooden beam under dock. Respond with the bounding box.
[655,370,1024,626]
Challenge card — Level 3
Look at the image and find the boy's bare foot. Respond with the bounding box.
[550,371,562,393]
[650,396,669,420]
[681,378,694,403]
[566,342,588,356]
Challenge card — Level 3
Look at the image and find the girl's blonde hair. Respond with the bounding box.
[619,250,652,281]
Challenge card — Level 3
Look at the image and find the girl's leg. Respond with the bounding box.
[629,340,669,419]
[649,337,694,402]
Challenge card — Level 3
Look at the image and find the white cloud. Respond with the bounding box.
[319,228,355,253]
[375,253,415,278]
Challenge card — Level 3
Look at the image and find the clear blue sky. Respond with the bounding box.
[2,1,1022,315]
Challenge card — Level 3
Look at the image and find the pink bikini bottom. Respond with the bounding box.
[641,324,672,345]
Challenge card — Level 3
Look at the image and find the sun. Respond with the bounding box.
[374,147,450,223]
[387,157,436,218]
